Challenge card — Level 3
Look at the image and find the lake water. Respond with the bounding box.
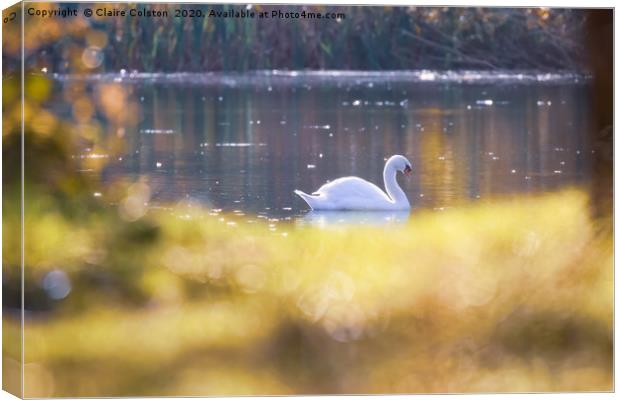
[62,71,593,221]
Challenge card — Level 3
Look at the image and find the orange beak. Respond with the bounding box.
[404,165,412,176]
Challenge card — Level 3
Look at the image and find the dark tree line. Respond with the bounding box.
[19,5,590,73]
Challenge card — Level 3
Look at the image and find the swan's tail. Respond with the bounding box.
[294,190,320,210]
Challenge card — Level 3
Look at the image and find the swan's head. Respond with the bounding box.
[387,155,413,176]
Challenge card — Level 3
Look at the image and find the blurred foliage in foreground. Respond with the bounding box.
[3,188,614,396]
[7,5,589,72]
[2,5,613,396]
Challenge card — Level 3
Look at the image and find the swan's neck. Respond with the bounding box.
[383,164,409,207]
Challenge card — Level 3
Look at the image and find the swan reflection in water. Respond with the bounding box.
[297,210,411,228]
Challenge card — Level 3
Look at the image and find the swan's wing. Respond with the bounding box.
[315,177,390,205]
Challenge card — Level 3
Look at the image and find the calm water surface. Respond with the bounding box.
[64,71,593,222]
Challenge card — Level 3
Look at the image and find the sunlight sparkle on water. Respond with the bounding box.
[420,71,436,81]
[140,129,175,135]
[72,70,592,222]
[476,99,494,106]
[73,153,109,159]
[214,142,267,147]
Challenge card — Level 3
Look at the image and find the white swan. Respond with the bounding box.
[294,155,412,211]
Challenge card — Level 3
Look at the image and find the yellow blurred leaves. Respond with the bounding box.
[26,75,52,102]
[29,109,58,137]
[2,77,19,106]
[9,189,612,395]
[96,83,139,126]
[119,180,151,221]
[86,30,109,48]
[72,97,95,123]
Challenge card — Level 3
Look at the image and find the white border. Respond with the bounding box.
[0,1,616,400]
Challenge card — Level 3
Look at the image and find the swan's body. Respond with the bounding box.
[294,155,412,211]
